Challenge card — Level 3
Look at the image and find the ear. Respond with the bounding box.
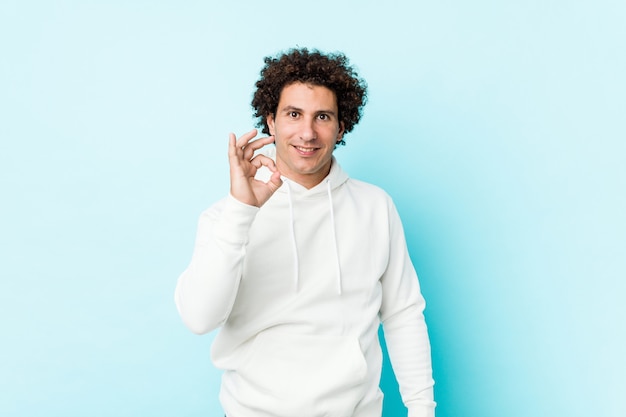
[336,121,345,143]
[266,114,276,135]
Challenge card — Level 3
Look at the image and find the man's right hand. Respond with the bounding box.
[228,129,283,207]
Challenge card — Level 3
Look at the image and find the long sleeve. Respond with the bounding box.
[379,200,436,417]
[174,195,259,335]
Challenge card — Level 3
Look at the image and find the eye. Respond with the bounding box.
[289,111,299,118]
[318,113,329,121]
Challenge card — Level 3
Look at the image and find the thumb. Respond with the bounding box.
[267,170,283,192]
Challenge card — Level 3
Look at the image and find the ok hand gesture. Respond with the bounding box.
[228,129,283,207]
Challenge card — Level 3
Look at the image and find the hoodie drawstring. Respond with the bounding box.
[285,181,300,291]
[326,179,343,295]
[284,179,343,295]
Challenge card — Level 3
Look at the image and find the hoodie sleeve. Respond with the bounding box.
[379,198,436,417]
[174,195,259,335]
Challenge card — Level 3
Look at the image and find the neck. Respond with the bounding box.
[278,162,332,190]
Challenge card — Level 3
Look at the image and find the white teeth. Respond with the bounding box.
[296,146,316,152]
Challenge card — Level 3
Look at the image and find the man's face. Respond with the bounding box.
[267,82,345,189]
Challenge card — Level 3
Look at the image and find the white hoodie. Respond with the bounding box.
[175,153,435,417]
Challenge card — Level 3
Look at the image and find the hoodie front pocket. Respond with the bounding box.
[235,331,368,416]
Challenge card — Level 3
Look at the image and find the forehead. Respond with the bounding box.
[277,82,338,111]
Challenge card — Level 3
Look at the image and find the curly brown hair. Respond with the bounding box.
[251,48,368,146]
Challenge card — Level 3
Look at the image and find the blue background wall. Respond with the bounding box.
[1,1,624,416]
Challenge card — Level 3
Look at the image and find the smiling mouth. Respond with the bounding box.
[294,146,319,154]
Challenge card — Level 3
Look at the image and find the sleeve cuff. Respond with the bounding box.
[213,195,259,245]
[408,405,436,417]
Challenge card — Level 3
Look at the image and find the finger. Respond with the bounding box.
[235,128,258,149]
[228,132,237,152]
[243,135,275,161]
[248,156,282,195]
[228,132,243,165]
[249,154,278,170]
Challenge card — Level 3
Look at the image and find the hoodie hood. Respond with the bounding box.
[256,146,348,295]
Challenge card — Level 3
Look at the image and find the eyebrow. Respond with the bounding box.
[280,105,337,116]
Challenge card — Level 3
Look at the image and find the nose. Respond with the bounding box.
[299,117,316,141]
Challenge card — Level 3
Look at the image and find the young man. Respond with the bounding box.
[175,48,436,417]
